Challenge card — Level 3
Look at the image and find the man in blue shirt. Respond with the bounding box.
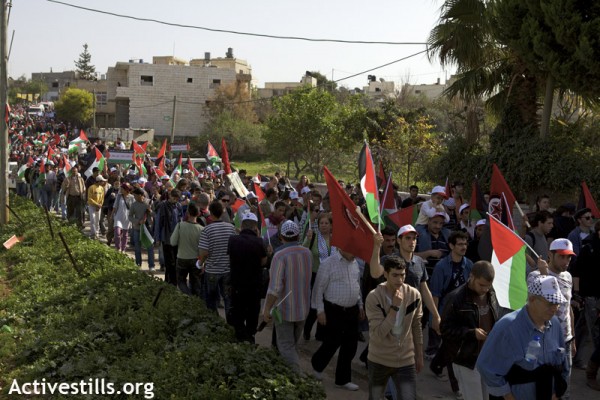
[476,275,570,399]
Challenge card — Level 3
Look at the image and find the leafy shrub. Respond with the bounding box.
[0,196,324,399]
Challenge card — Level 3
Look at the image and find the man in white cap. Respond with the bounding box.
[228,211,271,343]
[457,203,474,239]
[477,274,569,399]
[527,238,576,398]
[466,219,487,263]
[263,220,312,373]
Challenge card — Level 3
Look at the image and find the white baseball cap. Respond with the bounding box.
[241,211,258,222]
[549,238,576,256]
[476,219,487,227]
[430,185,447,198]
[459,203,470,214]
[397,225,418,237]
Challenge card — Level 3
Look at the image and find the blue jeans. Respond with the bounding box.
[204,272,231,320]
[368,361,416,400]
[132,228,155,269]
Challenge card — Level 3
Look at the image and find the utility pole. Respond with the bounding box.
[0,0,9,225]
[169,95,176,160]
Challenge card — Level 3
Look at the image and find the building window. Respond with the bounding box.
[210,79,221,89]
[51,82,59,88]
[414,90,421,94]
[141,75,154,86]
[96,92,107,106]
[187,78,193,83]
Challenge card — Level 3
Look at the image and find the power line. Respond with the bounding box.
[47,0,427,46]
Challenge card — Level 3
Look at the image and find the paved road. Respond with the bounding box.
[84,221,595,400]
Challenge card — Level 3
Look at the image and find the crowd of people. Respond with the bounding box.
[7,106,600,399]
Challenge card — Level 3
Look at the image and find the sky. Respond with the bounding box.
[8,0,453,90]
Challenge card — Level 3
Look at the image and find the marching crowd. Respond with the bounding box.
[7,106,600,399]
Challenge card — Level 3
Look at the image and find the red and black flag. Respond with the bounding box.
[578,181,600,219]
[469,177,488,221]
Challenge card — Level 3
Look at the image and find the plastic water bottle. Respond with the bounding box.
[525,335,542,362]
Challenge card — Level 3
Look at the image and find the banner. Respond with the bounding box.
[106,150,134,164]
[170,144,190,153]
[227,171,249,198]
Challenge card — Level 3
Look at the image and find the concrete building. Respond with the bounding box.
[362,76,396,99]
[402,76,458,100]
[31,71,115,128]
[257,74,317,98]
[107,51,251,137]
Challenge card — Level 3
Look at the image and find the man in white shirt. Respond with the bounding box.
[311,248,365,391]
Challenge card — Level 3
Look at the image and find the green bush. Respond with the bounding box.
[0,196,324,399]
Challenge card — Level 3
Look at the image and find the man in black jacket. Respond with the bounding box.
[441,260,501,400]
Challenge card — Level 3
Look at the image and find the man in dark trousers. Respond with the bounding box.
[228,212,271,343]
[154,189,182,285]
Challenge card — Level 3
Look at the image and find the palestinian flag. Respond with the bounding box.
[36,159,47,186]
[171,153,183,180]
[489,164,516,230]
[469,177,488,221]
[253,182,266,203]
[325,166,374,261]
[207,141,221,164]
[358,141,382,226]
[68,131,88,153]
[490,215,527,310]
[17,156,34,179]
[132,140,146,157]
[84,148,106,178]
[258,206,268,238]
[134,156,147,177]
[578,181,600,219]
[140,224,154,250]
[156,138,167,159]
[221,137,232,174]
[385,205,418,232]
[187,157,200,177]
[231,198,247,230]
[62,155,72,176]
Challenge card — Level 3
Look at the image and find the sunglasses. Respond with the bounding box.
[582,216,592,220]
[221,198,230,202]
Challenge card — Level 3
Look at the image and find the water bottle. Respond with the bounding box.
[525,335,542,362]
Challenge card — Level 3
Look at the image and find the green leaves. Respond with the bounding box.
[0,196,325,399]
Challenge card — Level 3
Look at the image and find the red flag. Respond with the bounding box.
[381,173,397,213]
[489,164,516,229]
[39,159,46,174]
[221,137,232,174]
[51,133,61,147]
[62,155,71,175]
[253,182,266,203]
[27,156,34,167]
[187,157,200,177]
[157,139,167,159]
[579,181,600,218]
[141,142,148,152]
[324,166,374,261]
[46,146,55,160]
[79,130,88,142]
[377,160,386,189]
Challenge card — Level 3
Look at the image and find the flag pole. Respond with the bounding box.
[356,206,377,235]
[511,195,531,229]
[501,192,516,230]
[380,171,392,231]
[487,212,539,259]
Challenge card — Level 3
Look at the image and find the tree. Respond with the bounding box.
[265,87,359,181]
[308,71,337,92]
[55,88,94,125]
[201,81,265,158]
[494,0,600,137]
[75,43,96,81]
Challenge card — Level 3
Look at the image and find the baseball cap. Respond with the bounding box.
[95,175,107,182]
[138,177,147,184]
[110,167,118,172]
[430,185,447,198]
[182,169,190,174]
[280,221,300,238]
[476,219,487,227]
[241,211,258,222]
[443,198,456,208]
[431,212,448,220]
[289,191,299,200]
[549,238,576,256]
[527,275,567,304]
[459,203,470,214]
[160,175,170,180]
[397,225,418,237]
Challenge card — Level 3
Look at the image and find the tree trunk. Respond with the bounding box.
[540,75,554,138]
[465,104,480,145]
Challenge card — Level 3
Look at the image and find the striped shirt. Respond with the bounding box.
[312,252,363,312]
[267,243,313,322]
[198,221,236,274]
